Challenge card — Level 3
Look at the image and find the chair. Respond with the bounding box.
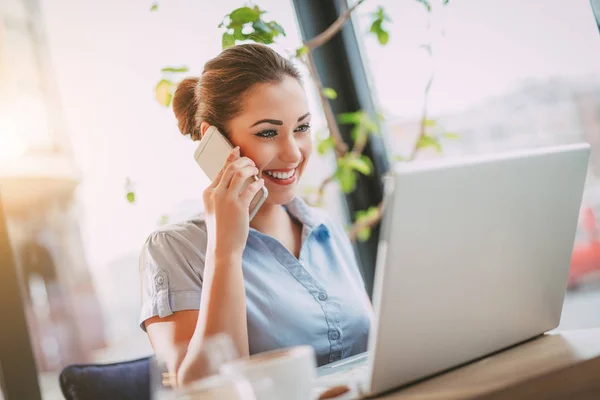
[59,356,152,400]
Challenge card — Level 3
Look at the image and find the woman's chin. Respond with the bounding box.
[264,185,298,206]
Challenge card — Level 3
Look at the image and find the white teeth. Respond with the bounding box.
[265,169,295,180]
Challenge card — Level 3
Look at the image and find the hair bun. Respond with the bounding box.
[172,77,201,140]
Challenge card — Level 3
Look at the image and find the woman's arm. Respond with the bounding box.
[175,251,248,385]
[144,252,249,387]
[145,310,198,386]
[144,149,263,387]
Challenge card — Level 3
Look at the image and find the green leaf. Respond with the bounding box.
[361,114,379,134]
[377,29,389,45]
[369,6,391,45]
[415,0,432,12]
[357,227,371,242]
[347,158,370,175]
[366,206,380,219]
[252,20,270,34]
[373,6,391,22]
[355,209,367,220]
[295,45,309,58]
[353,206,380,242]
[424,118,436,127]
[161,66,189,73]
[126,191,136,204]
[346,156,372,176]
[149,2,158,12]
[222,32,235,49]
[233,27,247,40]
[338,111,363,125]
[246,30,274,44]
[253,5,266,15]
[360,155,375,173]
[229,7,260,24]
[155,79,174,107]
[267,21,286,36]
[416,135,442,153]
[442,132,460,140]
[158,215,169,226]
[335,166,357,193]
[370,19,382,34]
[317,136,335,155]
[322,87,337,100]
[443,0,450,4]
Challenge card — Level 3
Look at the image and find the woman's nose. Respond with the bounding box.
[279,136,302,163]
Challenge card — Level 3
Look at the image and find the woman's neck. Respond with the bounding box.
[249,200,293,234]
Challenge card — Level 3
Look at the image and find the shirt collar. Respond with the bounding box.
[248,197,331,243]
[283,196,324,231]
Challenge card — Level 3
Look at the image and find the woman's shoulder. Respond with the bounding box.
[142,213,209,257]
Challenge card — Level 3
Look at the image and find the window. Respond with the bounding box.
[18,0,345,396]
[354,0,600,330]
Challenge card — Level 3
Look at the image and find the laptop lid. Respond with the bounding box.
[366,143,590,395]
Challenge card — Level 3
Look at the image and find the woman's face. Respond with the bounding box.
[226,76,312,206]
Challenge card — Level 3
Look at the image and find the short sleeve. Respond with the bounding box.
[138,225,207,331]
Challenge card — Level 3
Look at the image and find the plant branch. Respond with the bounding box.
[304,0,367,50]
[347,199,385,242]
[305,52,348,158]
[350,127,369,157]
[409,32,436,161]
[315,174,336,206]
[347,7,439,242]
[408,70,435,161]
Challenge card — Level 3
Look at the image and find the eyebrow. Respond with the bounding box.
[250,112,311,127]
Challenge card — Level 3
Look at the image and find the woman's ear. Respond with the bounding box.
[200,122,211,138]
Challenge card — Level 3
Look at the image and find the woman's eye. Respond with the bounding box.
[255,130,277,139]
[295,124,311,133]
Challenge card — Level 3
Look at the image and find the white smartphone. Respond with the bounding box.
[194,125,268,221]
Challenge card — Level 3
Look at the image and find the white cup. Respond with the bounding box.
[220,346,317,400]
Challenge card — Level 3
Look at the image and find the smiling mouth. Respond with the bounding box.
[264,169,296,180]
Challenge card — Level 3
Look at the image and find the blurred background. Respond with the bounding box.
[1,0,599,398]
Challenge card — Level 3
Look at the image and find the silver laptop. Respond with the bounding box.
[316,143,591,398]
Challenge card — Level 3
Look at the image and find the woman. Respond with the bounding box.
[139,43,372,386]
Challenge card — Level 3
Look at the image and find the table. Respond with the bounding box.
[379,328,600,399]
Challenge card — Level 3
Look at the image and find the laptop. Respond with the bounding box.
[316,143,591,398]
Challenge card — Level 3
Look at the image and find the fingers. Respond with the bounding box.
[217,157,256,191]
[209,146,240,189]
[228,166,260,195]
[240,178,265,206]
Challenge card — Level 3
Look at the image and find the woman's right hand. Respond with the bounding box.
[202,146,265,259]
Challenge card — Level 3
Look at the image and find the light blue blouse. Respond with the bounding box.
[139,197,372,366]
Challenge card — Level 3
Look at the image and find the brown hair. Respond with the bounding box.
[172,43,302,141]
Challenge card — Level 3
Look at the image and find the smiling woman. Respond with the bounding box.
[140,43,373,386]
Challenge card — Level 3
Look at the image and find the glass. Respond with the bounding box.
[353,0,600,329]
[150,334,273,400]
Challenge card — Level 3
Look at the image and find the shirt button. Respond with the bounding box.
[155,275,164,285]
[318,292,328,301]
[329,330,340,341]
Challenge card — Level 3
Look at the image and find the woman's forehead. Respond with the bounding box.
[238,78,308,120]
